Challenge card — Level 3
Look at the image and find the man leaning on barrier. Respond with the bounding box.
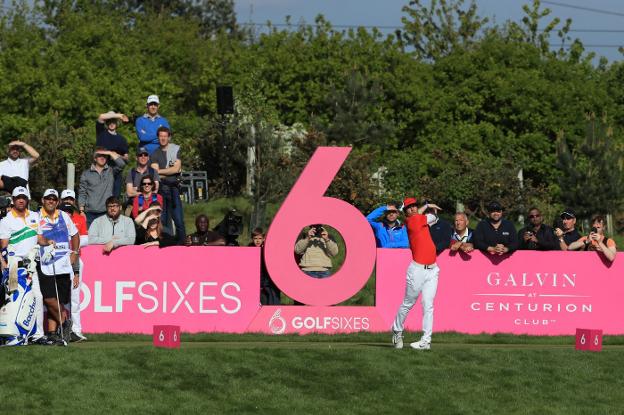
[365,202,408,248]
[473,201,518,256]
[88,196,136,254]
[554,208,582,251]
[517,207,559,251]
[449,212,474,253]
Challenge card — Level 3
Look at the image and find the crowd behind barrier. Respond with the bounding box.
[0,95,619,347]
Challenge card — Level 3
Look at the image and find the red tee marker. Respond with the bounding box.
[575,328,602,352]
[153,325,181,349]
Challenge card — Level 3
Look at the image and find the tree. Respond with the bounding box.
[557,114,624,219]
[401,0,488,61]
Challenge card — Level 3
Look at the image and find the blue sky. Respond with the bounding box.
[234,0,624,62]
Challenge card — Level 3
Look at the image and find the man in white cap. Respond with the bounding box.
[97,111,130,198]
[60,189,88,342]
[37,189,80,344]
[135,95,171,155]
[0,186,53,344]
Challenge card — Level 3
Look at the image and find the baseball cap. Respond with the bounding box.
[136,147,149,156]
[402,197,418,212]
[43,189,59,199]
[61,189,76,200]
[487,201,503,212]
[12,186,30,199]
[560,208,576,219]
[146,95,160,105]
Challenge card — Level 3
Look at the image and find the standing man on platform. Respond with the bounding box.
[391,197,441,351]
[96,111,130,197]
[136,95,171,155]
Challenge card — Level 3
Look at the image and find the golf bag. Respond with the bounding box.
[0,260,38,346]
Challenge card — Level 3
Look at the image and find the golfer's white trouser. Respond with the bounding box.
[392,261,439,342]
[70,258,83,334]
[30,272,44,338]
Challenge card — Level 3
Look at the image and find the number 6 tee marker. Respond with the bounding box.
[264,147,377,306]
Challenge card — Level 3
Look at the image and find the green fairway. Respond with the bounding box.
[3,333,624,414]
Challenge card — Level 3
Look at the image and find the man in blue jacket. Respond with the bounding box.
[366,203,409,248]
[135,95,171,155]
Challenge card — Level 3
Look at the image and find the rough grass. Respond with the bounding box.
[3,333,624,414]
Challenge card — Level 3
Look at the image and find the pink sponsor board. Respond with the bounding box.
[375,248,624,335]
[79,246,260,333]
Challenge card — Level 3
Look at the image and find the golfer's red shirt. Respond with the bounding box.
[406,214,436,265]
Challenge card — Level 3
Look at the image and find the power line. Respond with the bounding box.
[541,1,624,18]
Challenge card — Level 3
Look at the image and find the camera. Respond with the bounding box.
[215,209,243,246]
[59,202,77,215]
[591,227,598,234]
[311,224,324,236]
[0,196,11,220]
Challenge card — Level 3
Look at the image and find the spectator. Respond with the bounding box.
[131,175,163,219]
[365,203,408,248]
[294,225,339,279]
[150,126,185,242]
[450,212,474,253]
[473,201,519,256]
[0,186,52,345]
[185,214,225,246]
[518,207,559,251]
[0,140,39,193]
[78,148,126,227]
[134,203,177,248]
[424,203,453,255]
[248,227,280,305]
[125,146,160,204]
[59,189,88,342]
[96,111,130,197]
[37,189,80,344]
[568,215,617,262]
[554,208,582,251]
[136,95,171,155]
[88,196,136,254]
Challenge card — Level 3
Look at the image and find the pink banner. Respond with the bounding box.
[79,245,260,333]
[375,249,624,335]
[78,246,624,335]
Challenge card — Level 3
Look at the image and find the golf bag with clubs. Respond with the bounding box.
[0,253,39,346]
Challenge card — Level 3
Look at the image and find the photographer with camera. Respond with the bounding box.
[554,209,582,251]
[568,215,617,262]
[294,224,339,279]
[517,207,559,251]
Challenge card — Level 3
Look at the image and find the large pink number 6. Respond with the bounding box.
[264,147,376,306]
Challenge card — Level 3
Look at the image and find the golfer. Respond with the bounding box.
[391,198,441,350]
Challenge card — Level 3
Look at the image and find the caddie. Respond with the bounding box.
[0,186,52,345]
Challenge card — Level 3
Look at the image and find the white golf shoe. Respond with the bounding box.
[410,339,431,350]
[392,331,403,349]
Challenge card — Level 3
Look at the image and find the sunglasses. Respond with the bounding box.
[44,197,58,201]
[138,153,149,157]
[141,182,153,186]
[528,214,541,219]
[386,210,399,214]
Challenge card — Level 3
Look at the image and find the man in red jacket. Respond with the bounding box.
[391,197,441,350]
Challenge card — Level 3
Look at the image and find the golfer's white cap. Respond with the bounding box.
[147,95,160,105]
[12,186,30,199]
[61,189,76,200]
[43,189,59,199]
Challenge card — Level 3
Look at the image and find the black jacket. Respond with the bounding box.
[474,218,519,252]
[518,224,560,251]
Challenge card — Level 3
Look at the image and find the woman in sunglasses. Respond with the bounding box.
[131,175,163,218]
[134,203,177,247]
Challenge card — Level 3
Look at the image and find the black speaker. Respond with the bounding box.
[216,86,234,115]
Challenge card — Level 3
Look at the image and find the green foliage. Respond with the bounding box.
[557,114,624,218]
